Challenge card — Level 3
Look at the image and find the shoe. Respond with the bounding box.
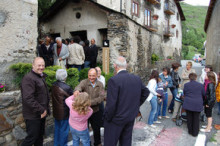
[201,125,212,129]
[158,116,162,119]
[162,116,170,119]
[172,118,176,122]
[168,110,173,113]
[200,128,211,132]
[154,121,161,124]
[150,124,157,128]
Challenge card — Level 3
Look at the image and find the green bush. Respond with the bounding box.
[151,53,159,64]
[104,72,114,89]
[79,68,89,81]
[66,68,79,89]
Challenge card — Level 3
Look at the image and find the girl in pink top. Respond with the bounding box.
[65,92,93,146]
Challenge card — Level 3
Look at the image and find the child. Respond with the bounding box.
[65,92,93,146]
[216,72,220,115]
[156,77,165,103]
[172,89,184,121]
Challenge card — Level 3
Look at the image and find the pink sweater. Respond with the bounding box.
[65,95,93,131]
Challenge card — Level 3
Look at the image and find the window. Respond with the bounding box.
[144,9,151,27]
[176,30,178,38]
[132,1,139,16]
[177,13,179,21]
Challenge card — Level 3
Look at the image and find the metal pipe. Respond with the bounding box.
[120,0,122,13]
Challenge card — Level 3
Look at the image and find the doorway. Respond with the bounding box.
[70,30,87,42]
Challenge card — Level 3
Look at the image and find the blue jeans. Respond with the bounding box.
[69,64,82,72]
[54,119,69,146]
[70,126,90,146]
[158,92,168,116]
[148,96,158,125]
[218,102,220,114]
[169,88,178,111]
[84,61,90,68]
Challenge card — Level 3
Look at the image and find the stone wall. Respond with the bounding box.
[0,0,38,90]
[0,91,54,146]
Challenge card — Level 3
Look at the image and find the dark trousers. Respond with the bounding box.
[22,118,46,146]
[186,110,200,136]
[69,64,82,72]
[104,120,135,146]
[89,111,102,146]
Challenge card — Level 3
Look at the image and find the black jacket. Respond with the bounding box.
[83,45,91,61]
[170,70,181,88]
[21,71,50,120]
[51,81,73,120]
[39,43,54,67]
[204,83,216,107]
[104,70,149,125]
[89,44,98,66]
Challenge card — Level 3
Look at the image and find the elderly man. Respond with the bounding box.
[74,68,105,146]
[53,37,69,68]
[21,57,50,146]
[51,69,73,146]
[104,56,150,146]
[68,36,85,71]
[90,39,98,68]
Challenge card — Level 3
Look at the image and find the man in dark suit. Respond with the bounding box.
[39,35,54,67]
[104,56,150,146]
[89,39,98,68]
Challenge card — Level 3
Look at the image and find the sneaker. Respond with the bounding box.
[201,125,212,129]
[158,116,162,119]
[162,116,170,119]
[150,124,157,128]
[200,128,211,133]
[154,121,161,124]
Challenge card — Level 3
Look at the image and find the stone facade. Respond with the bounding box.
[0,0,38,90]
[0,91,54,145]
[205,0,220,72]
[40,0,184,80]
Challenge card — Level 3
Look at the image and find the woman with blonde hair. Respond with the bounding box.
[181,61,196,86]
[65,92,93,146]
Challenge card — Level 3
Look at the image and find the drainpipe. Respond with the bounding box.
[120,0,122,13]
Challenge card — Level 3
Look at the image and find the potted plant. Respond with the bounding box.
[153,14,159,20]
[0,83,5,93]
[171,24,176,28]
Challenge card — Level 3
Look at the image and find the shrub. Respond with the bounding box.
[66,68,79,89]
[79,68,89,81]
[151,53,159,64]
[104,72,114,89]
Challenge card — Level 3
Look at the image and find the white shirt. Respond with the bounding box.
[146,78,157,102]
[97,75,105,87]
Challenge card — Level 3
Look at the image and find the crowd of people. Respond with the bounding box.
[20,52,220,146]
[37,35,98,70]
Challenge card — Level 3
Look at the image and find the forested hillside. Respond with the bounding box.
[180,2,208,59]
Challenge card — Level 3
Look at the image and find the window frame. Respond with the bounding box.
[144,8,152,28]
[132,1,139,17]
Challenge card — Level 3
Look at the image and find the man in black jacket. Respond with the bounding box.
[104,56,150,146]
[21,57,50,146]
[89,39,98,68]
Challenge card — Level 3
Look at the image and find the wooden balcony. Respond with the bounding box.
[163,26,174,37]
[164,1,175,15]
[146,0,160,5]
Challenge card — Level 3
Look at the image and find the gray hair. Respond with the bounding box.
[115,56,127,68]
[55,37,62,42]
[56,69,67,81]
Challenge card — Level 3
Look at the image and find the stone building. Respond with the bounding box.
[204,0,220,72]
[40,0,185,79]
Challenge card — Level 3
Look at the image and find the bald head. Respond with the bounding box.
[32,57,45,75]
[88,68,97,84]
[91,39,95,45]
[95,67,101,77]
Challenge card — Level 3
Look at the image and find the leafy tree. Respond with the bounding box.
[38,0,56,17]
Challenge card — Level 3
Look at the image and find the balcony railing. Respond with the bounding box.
[163,25,174,37]
[146,0,160,5]
[164,1,175,15]
[147,22,158,32]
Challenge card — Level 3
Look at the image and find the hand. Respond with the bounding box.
[74,90,80,97]
[157,93,161,97]
[165,81,168,86]
[205,105,209,108]
[59,58,62,61]
[179,84,181,88]
[41,110,47,119]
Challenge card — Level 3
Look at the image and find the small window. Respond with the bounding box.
[177,13,179,21]
[176,30,178,38]
[144,9,151,27]
[132,1,139,16]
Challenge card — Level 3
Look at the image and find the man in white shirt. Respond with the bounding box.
[95,67,105,87]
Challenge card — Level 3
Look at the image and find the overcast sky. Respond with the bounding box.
[183,0,210,6]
